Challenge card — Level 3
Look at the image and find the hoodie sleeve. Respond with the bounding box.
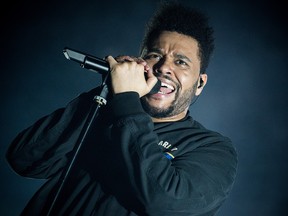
[6,88,99,178]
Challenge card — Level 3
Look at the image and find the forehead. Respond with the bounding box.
[150,31,200,59]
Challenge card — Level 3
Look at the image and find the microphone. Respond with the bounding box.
[63,47,161,94]
[63,47,109,74]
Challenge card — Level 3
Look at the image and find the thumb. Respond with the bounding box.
[145,69,159,94]
[105,56,117,68]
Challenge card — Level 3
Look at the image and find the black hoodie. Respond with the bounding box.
[6,87,237,216]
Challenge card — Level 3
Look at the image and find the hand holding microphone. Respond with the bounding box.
[106,56,158,97]
[63,47,160,95]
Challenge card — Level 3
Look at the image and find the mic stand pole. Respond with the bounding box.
[47,74,110,215]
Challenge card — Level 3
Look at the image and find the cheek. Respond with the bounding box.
[178,74,198,91]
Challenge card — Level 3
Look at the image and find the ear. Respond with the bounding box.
[195,73,208,96]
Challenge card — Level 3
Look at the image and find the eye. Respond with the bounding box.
[143,53,162,61]
[175,59,188,66]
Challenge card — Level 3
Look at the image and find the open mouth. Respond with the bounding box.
[158,82,175,94]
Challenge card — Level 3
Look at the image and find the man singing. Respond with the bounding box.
[6,2,237,215]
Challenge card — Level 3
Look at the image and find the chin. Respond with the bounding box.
[140,97,174,118]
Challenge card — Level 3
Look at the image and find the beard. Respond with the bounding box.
[140,80,198,119]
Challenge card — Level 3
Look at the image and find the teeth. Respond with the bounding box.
[161,82,175,90]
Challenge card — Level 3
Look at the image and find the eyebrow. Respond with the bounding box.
[175,54,192,63]
[146,48,192,63]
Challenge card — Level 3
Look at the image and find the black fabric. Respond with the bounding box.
[6,87,237,216]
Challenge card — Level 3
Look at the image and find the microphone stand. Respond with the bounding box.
[47,52,110,215]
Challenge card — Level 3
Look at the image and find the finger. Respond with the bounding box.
[145,68,158,90]
[134,57,149,71]
[111,55,150,80]
[106,56,118,68]
[115,55,135,63]
[115,55,147,66]
[143,64,150,72]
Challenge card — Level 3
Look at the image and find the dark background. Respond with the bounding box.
[1,0,287,215]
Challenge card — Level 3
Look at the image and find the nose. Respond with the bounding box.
[154,57,173,76]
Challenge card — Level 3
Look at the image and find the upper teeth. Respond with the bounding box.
[161,82,175,91]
